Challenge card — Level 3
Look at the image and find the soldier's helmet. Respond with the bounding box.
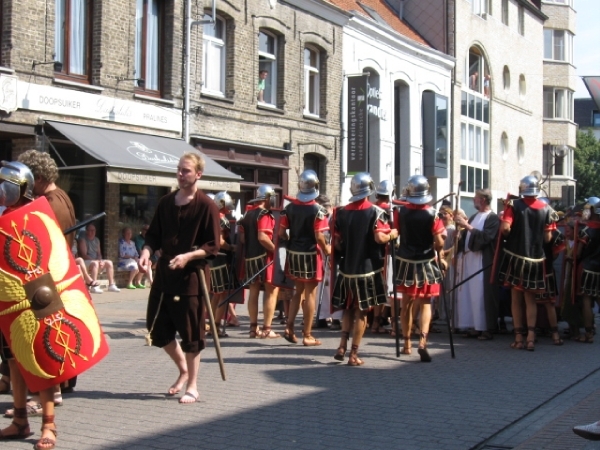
[0,161,34,207]
[249,185,277,207]
[519,175,540,197]
[404,175,432,205]
[587,197,600,215]
[214,191,234,211]
[349,172,374,202]
[375,180,394,198]
[297,170,320,202]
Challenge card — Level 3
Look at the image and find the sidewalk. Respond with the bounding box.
[2,288,600,450]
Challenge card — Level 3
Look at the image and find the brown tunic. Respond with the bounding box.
[45,187,76,248]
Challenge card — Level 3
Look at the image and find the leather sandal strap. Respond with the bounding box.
[42,414,55,425]
[13,407,27,420]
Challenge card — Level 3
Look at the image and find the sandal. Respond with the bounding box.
[34,414,57,450]
[302,335,322,346]
[259,327,281,339]
[249,323,259,339]
[347,345,364,366]
[86,280,100,288]
[526,327,536,351]
[477,331,493,341]
[283,324,298,344]
[575,327,594,344]
[0,407,32,440]
[510,327,524,350]
[334,332,349,361]
[550,327,564,346]
[418,332,432,362]
[401,336,412,355]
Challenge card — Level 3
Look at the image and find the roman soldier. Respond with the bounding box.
[238,185,280,339]
[371,180,395,334]
[331,172,396,366]
[0,161,108,444]
[278,170,330,346]
[497,175,558,351]
[394,175,446,362]
[572,196,600,344]
[208,191,236,337]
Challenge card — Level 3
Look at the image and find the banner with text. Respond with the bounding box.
[347,74,368,173]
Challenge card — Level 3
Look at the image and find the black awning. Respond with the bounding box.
[46,121,241,192]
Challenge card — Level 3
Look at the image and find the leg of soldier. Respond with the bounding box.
[545,302,564,346]
[0,359,29,438]
[348,306,367,366]
[301,281,320,346]
[418,298,433,362]
[162,340,189,396]
[401,296,415,354]
[575,295,595,343]
[510,288,525,349]
[36,387,56,449]
[260,282,280,338]
[285,280,304,343]
[333,310,352,361]
[370,304,384,333]
[524,291,538,351]
[247,281,261,338]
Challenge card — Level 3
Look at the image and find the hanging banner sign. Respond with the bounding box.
[347,74,369,173]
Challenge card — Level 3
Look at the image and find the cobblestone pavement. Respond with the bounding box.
[2,289,600,449]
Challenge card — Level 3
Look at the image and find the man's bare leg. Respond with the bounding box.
[37,387,56,448]
[162,340,188,395]
[348,307,367,366]
[417,299,433,362]
[524,291,538,350]
[401,297,414,353]
[334,310,353,361]
[302,281,320,345]
[179,351,201,404]
[285,281,304,341]
[371,304,384,333]
[248,282,261,337]
[260,282,280,337]
[0,359,28,437]
[510,289,525,348]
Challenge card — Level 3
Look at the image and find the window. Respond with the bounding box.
[501,132,508,160]
[461,47,490,195]
[543,87,573,120]
[135,0,161,93]
[543,29,573,63]
[518,5,524,35]
[55,0,92,81]
[202,15,226,96]
[517,137,524,164]
[593,111,600,127]
[472,0,489,17]
[503,66,510,92]
[519,74,526,98]
[304,47,320,116]
[543,144,572,177]
[502,0,509,25]
[258,30,278,106]
[544,0,572,6]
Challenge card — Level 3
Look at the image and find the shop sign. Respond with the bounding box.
[107,168,240,192]
[16,80,181,132]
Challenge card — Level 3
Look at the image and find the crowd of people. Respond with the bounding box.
[1,149,599,449]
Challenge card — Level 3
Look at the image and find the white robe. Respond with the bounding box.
[456,211,490,331]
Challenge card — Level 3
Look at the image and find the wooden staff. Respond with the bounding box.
[389,204,401,358]
[198,266,227,381]
[450,181,463,327]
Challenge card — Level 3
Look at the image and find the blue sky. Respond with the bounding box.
[573,0,600,98]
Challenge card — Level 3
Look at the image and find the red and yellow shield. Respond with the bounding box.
[0,198,109,392]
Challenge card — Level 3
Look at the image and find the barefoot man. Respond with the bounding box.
[138,152,220,404]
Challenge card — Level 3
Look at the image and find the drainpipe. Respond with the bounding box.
[183,0,216,142]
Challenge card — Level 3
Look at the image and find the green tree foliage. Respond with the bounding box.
[575,130,600,202]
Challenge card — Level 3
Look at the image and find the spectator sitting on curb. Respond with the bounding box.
[79,223,120,293]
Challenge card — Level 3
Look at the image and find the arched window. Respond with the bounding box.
[258,30,278,106]
[304,153,327,194]
[304,46,320,116]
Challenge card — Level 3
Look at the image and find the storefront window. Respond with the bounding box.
[119,184,169,229]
